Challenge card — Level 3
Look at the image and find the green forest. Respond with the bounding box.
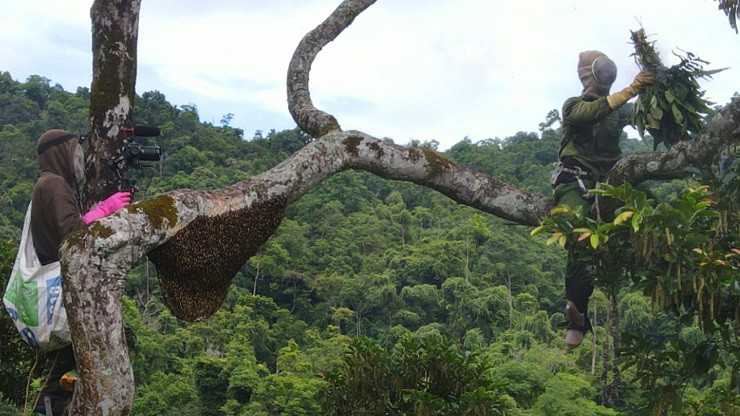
[0,71,737,415]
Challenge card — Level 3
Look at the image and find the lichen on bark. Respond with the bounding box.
[421,148,452,176]
[343,135,363,157]
[127,194,178,230]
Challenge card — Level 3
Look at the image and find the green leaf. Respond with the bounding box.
[590,234,599,249]
[649,106,664,120]
[614,211,634,225]
[664,90,676,103]
[646,114,661,129]
[671,103,684,124]
[530,225,546,237]
[558,235,567,247]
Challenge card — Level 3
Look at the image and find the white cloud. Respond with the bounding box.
[1,0,738,148]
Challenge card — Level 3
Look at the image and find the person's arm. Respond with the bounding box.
[562,96,612,125]
[606,71,655,110]
[80,192,131,224]
[44,179,86,237]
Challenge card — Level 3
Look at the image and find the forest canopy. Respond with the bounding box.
[1,69,737,415]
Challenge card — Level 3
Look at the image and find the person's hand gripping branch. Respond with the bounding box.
[81,191,132,224]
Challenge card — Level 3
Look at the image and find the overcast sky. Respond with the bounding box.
[1,0,738,149]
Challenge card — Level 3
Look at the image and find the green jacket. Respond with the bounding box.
[559,96,633,174]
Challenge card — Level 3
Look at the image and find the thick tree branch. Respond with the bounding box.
[341,132,551,225]
[287,0,376,137]
[607,97,740,184]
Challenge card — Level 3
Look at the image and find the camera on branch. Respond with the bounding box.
[108,124,163,193]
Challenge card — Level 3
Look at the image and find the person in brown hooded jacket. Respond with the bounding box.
[32,129,131,416]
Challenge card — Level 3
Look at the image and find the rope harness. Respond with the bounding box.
[552,161,603,222]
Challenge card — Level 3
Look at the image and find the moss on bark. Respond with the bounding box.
[127,195,178,230]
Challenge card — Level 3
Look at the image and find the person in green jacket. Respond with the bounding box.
[552,51,654,348]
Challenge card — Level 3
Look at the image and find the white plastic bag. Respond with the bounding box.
[3,203,71,351]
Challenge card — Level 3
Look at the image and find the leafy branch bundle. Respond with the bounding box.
[630,28,725,150]
[717,0,740,32]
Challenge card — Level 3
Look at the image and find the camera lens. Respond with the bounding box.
[139,145,162,161]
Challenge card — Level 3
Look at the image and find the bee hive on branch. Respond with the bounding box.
[148,197,287,321]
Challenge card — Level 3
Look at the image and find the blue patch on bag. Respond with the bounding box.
[6,306,18,321]
[46,276,62,325]
[20,328,39,348]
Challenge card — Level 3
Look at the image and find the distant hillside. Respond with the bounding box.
[4,71,727,416]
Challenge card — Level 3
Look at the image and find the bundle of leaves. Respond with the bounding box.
[717,0,740,32]
[630,28,725,150]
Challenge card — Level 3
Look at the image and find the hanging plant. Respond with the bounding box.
[630,28,725,150]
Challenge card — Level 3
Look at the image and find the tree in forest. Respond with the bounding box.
[37,0,739,414]
[321,335,514,415]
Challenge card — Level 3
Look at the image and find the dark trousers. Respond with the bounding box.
[40,345,76,396]
[564,255,594,315]
[35,345,75,415]
[553,180,595,318]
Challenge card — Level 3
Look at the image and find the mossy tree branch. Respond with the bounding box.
[287,0,377,137]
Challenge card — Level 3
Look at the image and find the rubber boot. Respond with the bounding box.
[565,301,587,348]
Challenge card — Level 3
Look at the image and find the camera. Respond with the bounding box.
[123,142,162,166]
[108,124,163,193]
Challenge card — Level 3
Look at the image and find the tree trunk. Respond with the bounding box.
[600,298,611,406]
[506,275,514,329]
[84,0,141,209]
[608,291,622,407]
[600,290,621,408]
[591,300,597,375]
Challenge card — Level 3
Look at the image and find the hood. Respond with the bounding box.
[37,129,80,189]
[577,50,617,100]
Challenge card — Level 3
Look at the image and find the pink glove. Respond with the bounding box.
[81,192,132,224]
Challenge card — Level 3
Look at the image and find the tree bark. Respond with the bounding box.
[69,0,740,414]
[83,0,140,209]
[287,0,377,137]
[608,292,622,408]
[607,105,740,185]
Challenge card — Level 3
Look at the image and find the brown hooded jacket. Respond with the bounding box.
[31,129,86,265]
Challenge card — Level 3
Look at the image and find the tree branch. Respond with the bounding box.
[287,0,377,137]
[607,97,740,185]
